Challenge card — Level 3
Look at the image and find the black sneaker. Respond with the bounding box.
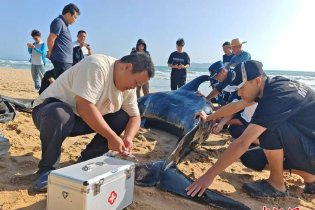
[243,180,288,198]
[304,182,315,194]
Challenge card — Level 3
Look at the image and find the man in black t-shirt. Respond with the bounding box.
[186,60,315,198]
[167,38,190,90]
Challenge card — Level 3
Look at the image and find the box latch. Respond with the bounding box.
[94,178,104,195]
[125,168,132,179]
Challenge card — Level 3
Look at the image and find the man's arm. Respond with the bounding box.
[47,33,58,59]
[207,99,254,121]
[123,115,141,153]
[75,96,127,154]
[168,64,179,69]
[186,123,266,197]
[205,88,220,101]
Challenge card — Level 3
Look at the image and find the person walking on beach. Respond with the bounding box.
[27,29,47,91]
[186,60,315,198]
[73,30,92,66]
[131,39,151,98]
[31,53,154,192]
[47,3,80,78]
[167,38,190,90]
[227,38,251,69]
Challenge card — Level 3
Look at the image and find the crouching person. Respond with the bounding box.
[186,60,315,198]
[32,53,154,192]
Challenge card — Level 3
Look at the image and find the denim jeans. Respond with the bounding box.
[31,64,45,90]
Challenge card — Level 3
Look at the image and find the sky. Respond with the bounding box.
[0,0,314,71]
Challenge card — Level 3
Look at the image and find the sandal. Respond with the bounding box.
[243,179,288,198]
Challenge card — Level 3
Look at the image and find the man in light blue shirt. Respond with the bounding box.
[228,38,251,69]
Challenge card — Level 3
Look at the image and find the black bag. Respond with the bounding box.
[0,98,16,123]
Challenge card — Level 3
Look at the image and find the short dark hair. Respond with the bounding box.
[176,38,185,46]
[222,41,231,47]
[120,53,155,78]
[62,3,80,16]
[77,30,86,36]
[31,29,41,37]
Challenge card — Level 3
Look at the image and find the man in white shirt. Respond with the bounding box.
[32,53,154,192]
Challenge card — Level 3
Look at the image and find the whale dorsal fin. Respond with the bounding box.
[179,75,210,92]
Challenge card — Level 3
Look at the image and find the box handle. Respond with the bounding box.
[82,161,104,172]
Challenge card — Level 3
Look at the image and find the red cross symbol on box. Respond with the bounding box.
[107,191,117,205]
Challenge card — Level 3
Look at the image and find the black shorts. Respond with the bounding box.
[259,123,315,174]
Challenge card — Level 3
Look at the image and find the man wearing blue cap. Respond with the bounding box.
[205,61,236,102]
[186,60,315,198]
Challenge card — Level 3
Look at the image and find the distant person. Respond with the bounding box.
[228,38,251,69]
[27,29,47,91]
[187,60,315,198]
[130,47,136,54]
[73,30,92,65]
[167,38,190,90]
[31,53,154,192]
[47,3,80,78]
[222,41,233,67]
[131,39,151,98]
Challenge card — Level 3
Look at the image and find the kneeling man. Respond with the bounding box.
[32,53,154,191]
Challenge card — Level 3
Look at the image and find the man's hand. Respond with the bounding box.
[123,137,133,154]
[212,123,224,134]
[195,91,204,97]
[46,51,51,59]
[195,111,208,122]
[108,136,128,156]
[186,171,214,197]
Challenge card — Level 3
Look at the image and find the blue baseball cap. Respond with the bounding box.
[208,61,224,78]
[229,60,265,90]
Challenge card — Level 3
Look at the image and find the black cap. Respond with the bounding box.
[230,60,265,89]
[176,38,185,46]
[222,41,230,47]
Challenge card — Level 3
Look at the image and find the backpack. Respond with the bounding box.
[0,98,16,123]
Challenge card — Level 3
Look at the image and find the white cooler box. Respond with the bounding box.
[47,155,135,210]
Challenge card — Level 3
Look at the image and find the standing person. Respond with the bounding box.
[227,38,251,69]
[47,3,80,78]
[186,60,315,198]
[27,29,47,91]
[222,41,233,67]
[167,38,190,90]
[131,39,151,98]
[31,53,154,192]
[73,30,92,65]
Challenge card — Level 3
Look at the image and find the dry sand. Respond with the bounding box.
[0,68,314,210]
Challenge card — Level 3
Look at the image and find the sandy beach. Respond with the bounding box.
[0,68,314,210]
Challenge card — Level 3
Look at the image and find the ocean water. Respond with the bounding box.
[1,59,315,94]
